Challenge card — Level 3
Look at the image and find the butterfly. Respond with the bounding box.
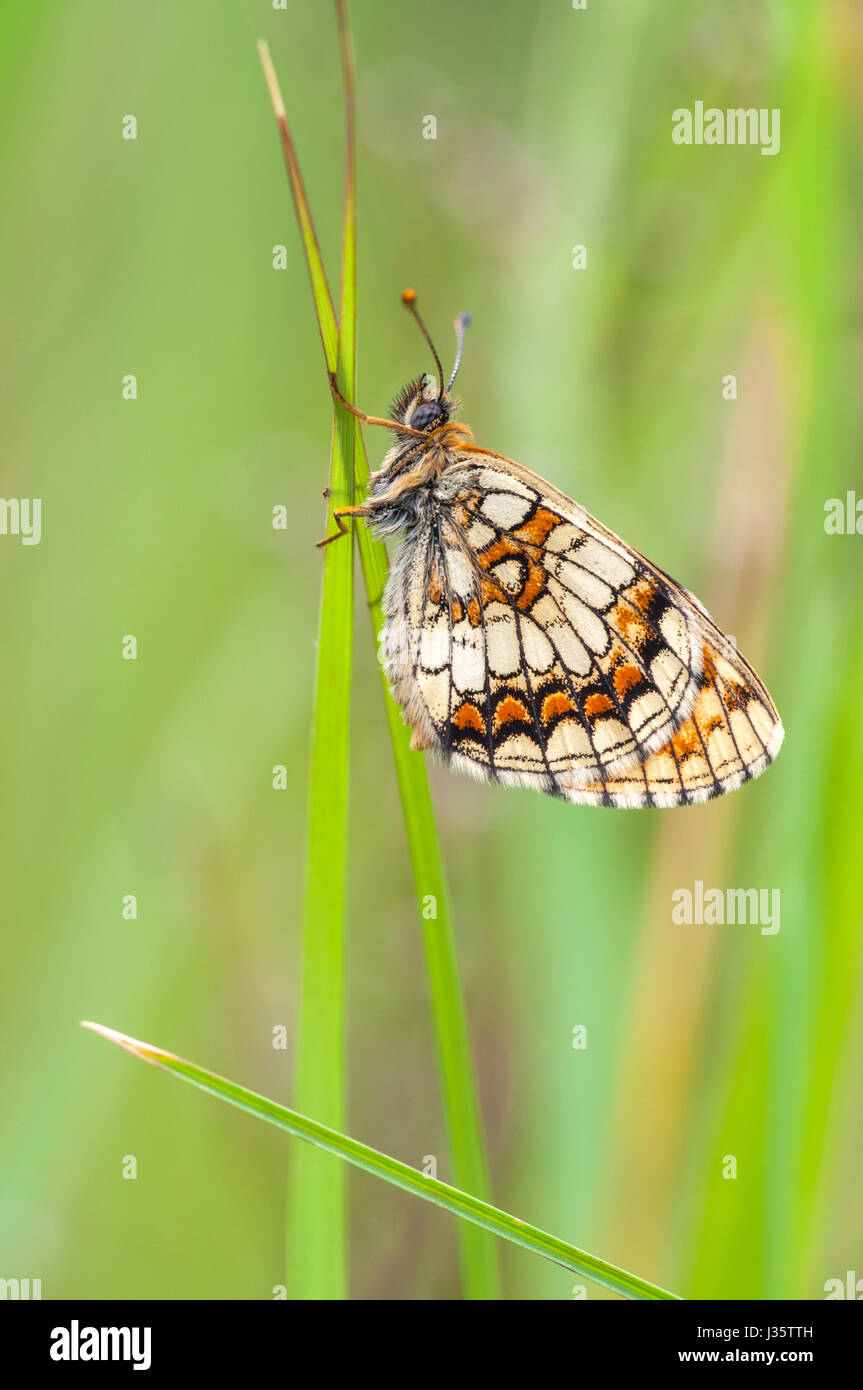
[320,290,784,808]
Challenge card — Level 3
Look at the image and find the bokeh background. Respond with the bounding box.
[1,0,861,1300]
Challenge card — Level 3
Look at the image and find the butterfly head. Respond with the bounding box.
[392,374,453,434]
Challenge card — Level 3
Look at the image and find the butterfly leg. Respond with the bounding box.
[315,504,371,549]
[327,373,429,440]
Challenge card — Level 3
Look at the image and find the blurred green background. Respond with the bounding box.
[1,0,861,1300]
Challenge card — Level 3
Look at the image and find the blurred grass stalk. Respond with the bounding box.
[259,1,500,1300]
[682,4,861,1297]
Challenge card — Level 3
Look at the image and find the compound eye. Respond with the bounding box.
[411,400,442,431]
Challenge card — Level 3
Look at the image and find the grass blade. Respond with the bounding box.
[81,1022,680,1301]
[259,17,501,1299]
[260,30,355,1299]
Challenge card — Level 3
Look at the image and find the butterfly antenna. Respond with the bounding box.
[447,312,472,392]
[401,288,445,398]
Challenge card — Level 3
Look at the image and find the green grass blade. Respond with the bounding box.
[257,41,338,365]
[259,21,501,1299]
[287,320,353,1293]
[260,34,355,1300]
[81,1022,680,1301]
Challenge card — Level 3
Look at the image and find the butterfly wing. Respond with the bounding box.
[380,453,783,808]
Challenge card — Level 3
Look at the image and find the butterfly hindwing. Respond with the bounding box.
[380,453,783,808]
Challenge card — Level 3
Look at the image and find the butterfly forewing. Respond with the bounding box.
[381,454,783,808]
